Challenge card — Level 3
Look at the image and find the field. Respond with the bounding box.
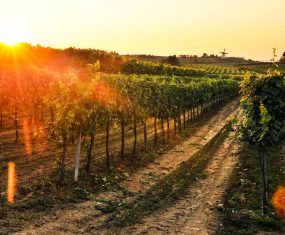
[238,63,285,74]
[186,63,285,76]
[0,44,285,235]
[1,0,285,234]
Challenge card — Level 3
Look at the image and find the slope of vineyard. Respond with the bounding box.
[186,64,246,76]
[121,60,205,76]
[0,71,239,184]
[0,67,239,233]
[4,58,283,235]
[121,60,247,79]
[236,63,285,74]
[0,0,284,233]
[13,99,239,235]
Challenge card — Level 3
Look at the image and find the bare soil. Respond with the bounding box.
[119,130,239,235]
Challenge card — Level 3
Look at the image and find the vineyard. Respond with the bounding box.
[186,64,247,75]
[1,43,285,234]
[237,63,285,74]
[1,0,285,233]
[133,61,285,77]
[0,49,242,231]
[0,66,239,182]
[122,60,248,77]
[121,60,205,76]
[121,60,252,81]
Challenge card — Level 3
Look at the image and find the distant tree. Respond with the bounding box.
[162,55,179,66]
[202,53,208,58]
[280,52,285,63]
[209,54,218,58]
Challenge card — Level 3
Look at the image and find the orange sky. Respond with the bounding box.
[0,0,285,61]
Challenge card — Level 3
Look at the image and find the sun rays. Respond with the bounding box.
[0,24,29,46]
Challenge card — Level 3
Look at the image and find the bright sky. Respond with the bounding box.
[0,0,285,61]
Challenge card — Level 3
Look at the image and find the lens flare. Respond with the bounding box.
[22,119,32,156]
[272,186,285,218]
[7,161,16,204]
[35,123,47,153]
[92,80,129,108]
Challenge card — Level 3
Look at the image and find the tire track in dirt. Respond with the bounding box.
[120,101,238,195]
[16,99,239,235]
[120,131,239,235]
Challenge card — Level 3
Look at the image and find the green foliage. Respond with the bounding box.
[46,72,239,146]
[101,74,238,122]
[121,60,204,76]
[92,171,130,191]
[46,72,95,143]
[162,55,179,66]
[219,144,285,234]
[95,198,127,213]
[36,194,57,207]
[186,64,246,77]
[72,187,91,202]
[238,70,285,148]
[43,71,238,184]
[240,63,285,75]
[87,60,101,73]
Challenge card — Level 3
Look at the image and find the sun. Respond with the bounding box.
[0,25,28,46]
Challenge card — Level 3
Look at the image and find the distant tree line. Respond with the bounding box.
[0,42,124,73]
[202,53,219,58]
[161,55,179,66]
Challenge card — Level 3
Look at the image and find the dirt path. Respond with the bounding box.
[16,100,239,235]
[121,101,238,195]
[120,130,239,235]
